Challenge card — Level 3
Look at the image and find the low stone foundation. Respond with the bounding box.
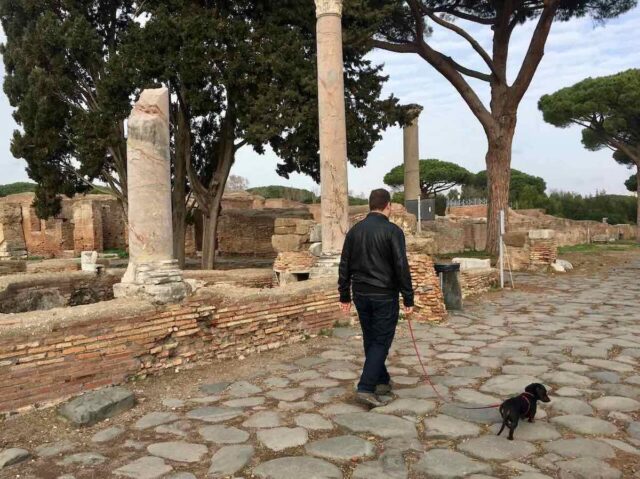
[0,278,340,414]
[0,272,120,314]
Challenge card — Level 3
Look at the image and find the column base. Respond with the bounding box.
[309,254,341,278]
[114,260,188,303]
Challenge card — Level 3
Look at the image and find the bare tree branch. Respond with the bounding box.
[511,0,560,103]
[372,39,418,54]
[425,10,501,81]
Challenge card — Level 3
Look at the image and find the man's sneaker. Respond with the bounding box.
[375,383,392,395]
[355,391,386,408]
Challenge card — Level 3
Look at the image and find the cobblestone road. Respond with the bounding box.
[1,255,639,478]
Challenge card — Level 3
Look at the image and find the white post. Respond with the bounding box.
[499,209,505,289]
[417,197,422,233]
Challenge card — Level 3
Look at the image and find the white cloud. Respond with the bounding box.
[1,6,639,197]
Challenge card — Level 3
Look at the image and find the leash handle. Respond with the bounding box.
[407,318,500,410]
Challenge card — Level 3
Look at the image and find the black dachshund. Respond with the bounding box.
[497,383,551,440]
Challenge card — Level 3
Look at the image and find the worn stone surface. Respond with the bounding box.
[253,456,342,479]
[543,438,616,459]
[424,414,481,439]
[0,449,31,469]
[305,435,375,461]
[91,426,125,443]
[551,415,618,435]
[147,442,208,463]
[334,412,417,438]
[556,457,622,479]
[257,427,309,451]
[373,398,436,415]
[207,445,254,477]
[58,387,135,426]
[35,440,75,457]
[295,413,333,430]
[134,412,179,430]
[113,456,173,479]
[591,396,640,412]
[199,425,249,444]
[56,452,107,466]
[414,449,492,478]
[186,407,243,423]
[458,436,537,461]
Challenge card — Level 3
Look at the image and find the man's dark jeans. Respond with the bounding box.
[353,292,399,393]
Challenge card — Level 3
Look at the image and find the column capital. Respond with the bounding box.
[315,0,342,17]
[406,103,424,119]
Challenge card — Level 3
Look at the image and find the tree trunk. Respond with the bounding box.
[172,103,190,268]
[200,143,235,270]
[485,121,515,256]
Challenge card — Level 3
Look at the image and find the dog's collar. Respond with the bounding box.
[522,392,535,398]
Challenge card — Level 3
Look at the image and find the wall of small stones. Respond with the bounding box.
[460,269,499,298]
[407,253,447,322]
[0,279,340,414]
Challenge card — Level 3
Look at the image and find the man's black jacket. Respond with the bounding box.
[338,212,414,307]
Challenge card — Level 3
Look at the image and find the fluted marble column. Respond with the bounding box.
[404,106,423,203]
[114,87,187,302]
[315,0,349,257]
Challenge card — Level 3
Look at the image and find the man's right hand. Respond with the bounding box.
[403,306,414,315]
[340,302,352,314]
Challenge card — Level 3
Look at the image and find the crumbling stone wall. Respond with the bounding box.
[217,209,313,257]
[0,272,119,314]
[504,230,558,271]
[0,203,27,259]
[0,278,340,414]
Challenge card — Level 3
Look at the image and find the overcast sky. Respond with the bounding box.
[2,6,639,196]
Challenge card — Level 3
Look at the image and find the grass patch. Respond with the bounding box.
[104,248,129,259]
[26,256,44,261]
[558,242,640,254]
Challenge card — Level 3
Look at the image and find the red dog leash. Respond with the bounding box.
[407,317,501,410]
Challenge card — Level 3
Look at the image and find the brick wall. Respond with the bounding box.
[408,254,447,322]
[73,201,104,253]
[0,279,340,414]
[100,199,127,251]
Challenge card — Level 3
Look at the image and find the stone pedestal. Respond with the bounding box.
[403,106,422,203]
[315,0,349,259]
[114,87,187,303]
[310,254,341,278]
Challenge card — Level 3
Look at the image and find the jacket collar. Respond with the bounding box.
[367,211,389,220]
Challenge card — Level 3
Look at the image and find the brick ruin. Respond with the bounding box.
[0,193,126,259]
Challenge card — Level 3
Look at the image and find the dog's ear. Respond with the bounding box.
[525,383,537,394]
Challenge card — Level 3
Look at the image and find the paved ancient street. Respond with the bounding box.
[1,254,640,478]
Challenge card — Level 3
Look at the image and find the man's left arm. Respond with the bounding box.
[391,227,414,310]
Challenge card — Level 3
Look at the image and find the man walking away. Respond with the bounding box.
[338,189,414,407]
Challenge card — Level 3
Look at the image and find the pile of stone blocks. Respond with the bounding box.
[273,252,317,285]
[504,229,558,271]
[452,258,498,298]
[407,253,447,322]
[271,218,319,255]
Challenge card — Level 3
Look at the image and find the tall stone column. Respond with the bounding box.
[315,0,349,258]
[403,105,423,203]
[114,87,187,303]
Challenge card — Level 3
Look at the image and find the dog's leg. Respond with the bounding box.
[497,422,506,436]
[508,417,518,440]
[528,403,537,423]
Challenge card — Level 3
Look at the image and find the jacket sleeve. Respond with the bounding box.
[391,227,414,307]
[338,230,352,303]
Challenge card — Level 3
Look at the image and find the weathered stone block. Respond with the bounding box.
[59,387,135,426]
[529,229,555,240]
[452,258,491,271]
[272,234,306,253]
[310,224,322,243]
[504,232,527,247]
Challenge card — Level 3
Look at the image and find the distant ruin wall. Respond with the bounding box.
[0,278,341,414]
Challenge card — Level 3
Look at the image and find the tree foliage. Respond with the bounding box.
[0,0,135,217]
[625,174,637,193]
[383,159,472,197]
[464,169,548,209]
[539,68,640,237]
[248,186,318,203]
[545,191,636,225]
[366,0,636,253]
[0,182,37,197]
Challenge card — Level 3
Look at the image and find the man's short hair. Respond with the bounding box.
[369,189,391,211]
